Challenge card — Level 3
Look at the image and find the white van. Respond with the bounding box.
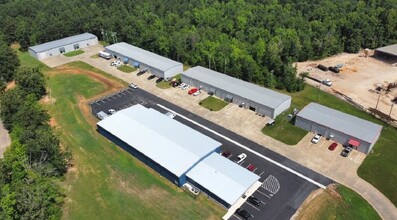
[98,51,112,60]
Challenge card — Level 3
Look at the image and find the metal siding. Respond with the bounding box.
[164,64,183,79]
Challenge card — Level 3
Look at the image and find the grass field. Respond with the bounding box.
[199,96,229,111]
[157,81,171,89]
[44,62,224,219]
[296,185,381,220]
[90,54,99,59]
[117,65,137,73]
[64,50,84,57]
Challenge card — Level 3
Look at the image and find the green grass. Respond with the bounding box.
[263,84,397,206]
[117,65,137,73]
[262,112,308,145]
[45,63,224,219]
[156,81,171,89]
[90,54,99,59]
[199,96,228,111]
[298,184,381,220]
[63,50,84,57]
[14,48,50,71]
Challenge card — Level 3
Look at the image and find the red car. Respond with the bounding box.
[247,164,255,172]
[328,142,338,151]
[188,88,198,95]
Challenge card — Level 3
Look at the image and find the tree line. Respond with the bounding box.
[0,0,396,92]
[0,38,71,219]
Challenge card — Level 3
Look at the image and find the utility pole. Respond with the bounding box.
[390,103,395,117]
[208,55,211,69]
[317,81,322,102]
[224,58,228,73]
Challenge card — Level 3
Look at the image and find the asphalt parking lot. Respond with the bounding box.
[89,86,332,220]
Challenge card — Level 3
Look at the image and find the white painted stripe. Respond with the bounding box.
[156,104,327,189]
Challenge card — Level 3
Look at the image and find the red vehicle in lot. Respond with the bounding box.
[328,142,338,151]
[188,88,199,95]
[247,164,255,172]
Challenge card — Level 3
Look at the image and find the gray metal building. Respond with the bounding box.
[105,42,183,79]
[374,44,397,57]
[28,33,98,60]
[182,66,291,119]
[295,103,383,154]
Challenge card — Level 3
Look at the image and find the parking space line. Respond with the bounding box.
[259,171,264,176]
[111,96,117,99]
[256,190,271,199]
[246,202,260,211]
[156,104,326,189]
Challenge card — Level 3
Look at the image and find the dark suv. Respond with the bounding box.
[235,208,252,220]
[248,196,262,207]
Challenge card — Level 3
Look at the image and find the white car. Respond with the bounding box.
[193,90,201,96]
[178,83,186,88]
[129,83,138,89]
[311,134,322,144]
[108,109,116,115]
[182,84,190,90]
[110,60,121,66]
[235,153,247,164]
[322,79,332,86]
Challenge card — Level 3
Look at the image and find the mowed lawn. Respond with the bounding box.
[296,184,381,220]
[63,49,84,57]
[45,66,224,219]
[199,96,229,111]
[263,84,397,206]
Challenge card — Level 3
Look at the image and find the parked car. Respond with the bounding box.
[193,90,201,96]
[311,134,321,144]
[322,79,332,86]
[188,88,199,95]
[110,60,121,66]
[328,142,338,151]
[178,82,186,88]
[108,109,116,115]
[247,196,262,207]
[235,153,247,164]
[247,164,255,171]
[129,83,138,89]
[164,111,176,119]
[147,74,156,80]
[182,84,190,90]
[221,151,231,158]
[137,68,147,76]
[341,146,353,157]
[235,208,252,220]
[156,77,164,83]
[317,64,328,71]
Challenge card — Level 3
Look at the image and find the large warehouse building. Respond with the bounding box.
[97,104,260,208]
[97,104,221,186]
[28,33,98,60]
[105,42,183,79]
[186,152,259,208]
[295,103,383,154]
[182,66,291,119]
[374,44,397,58]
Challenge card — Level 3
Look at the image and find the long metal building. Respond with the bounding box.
[97,104,222,186]
[182,66,291,119]
[28,33,98,60]
[105,42,183,78]
[295,103,383,154]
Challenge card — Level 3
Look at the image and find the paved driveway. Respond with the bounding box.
[0,120,11,158]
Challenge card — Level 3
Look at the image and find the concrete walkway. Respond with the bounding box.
[42,46,397,220]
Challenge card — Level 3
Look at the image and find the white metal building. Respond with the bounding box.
[28,33,98,60]
[295,103,383,154]
[97,104,222,186]
[374,44,397,57]
[186,152,260,208]
[182,66,291,119]
[105,42,183,78]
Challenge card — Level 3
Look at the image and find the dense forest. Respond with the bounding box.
[0,37,71,218]
[0,0,396,92]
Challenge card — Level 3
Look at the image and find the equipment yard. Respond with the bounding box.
[296,51,397,120]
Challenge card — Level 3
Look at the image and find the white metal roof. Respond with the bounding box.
[186,152,260,206]
[183,66,291,109]
[375,44,397,56]
[297,103,382,143]
[105,42,182,72]
[28,33,97,53]
[97,105,221,177]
